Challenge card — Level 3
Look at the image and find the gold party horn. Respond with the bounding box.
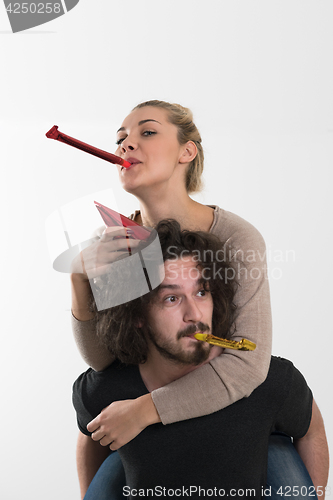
[194,333,256,351]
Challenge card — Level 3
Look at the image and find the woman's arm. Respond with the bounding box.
[71,270,95,322]
[151,215,272,423]
[71,226,142,371]
[85,214,272,446]
[71,273,115,370]
[87,237,271,443]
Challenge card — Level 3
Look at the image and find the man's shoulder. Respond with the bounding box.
[268,356,294,378]
[263,356,307,396]
[72,361,144,436]
[73,361,145,410]
[74,360,136,391]
[244,356,310,420]
[247,356,297,400]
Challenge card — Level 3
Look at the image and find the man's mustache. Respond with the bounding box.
[177,322,210,340]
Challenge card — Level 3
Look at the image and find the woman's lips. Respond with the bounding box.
[121,158,141,171]
[126,157,141,164]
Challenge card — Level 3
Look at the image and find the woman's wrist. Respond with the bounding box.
[70,271,89,284]
[70,272,95,321]
[70,250,88,278]
[137,393,161,429]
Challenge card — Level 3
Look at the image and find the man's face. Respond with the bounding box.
[145,256,214,365]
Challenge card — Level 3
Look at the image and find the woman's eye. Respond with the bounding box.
[197,289,209,297]
[142,130,156,137]
[115,137,126,145]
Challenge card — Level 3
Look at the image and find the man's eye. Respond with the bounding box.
[142,130,156,137]
[115,137,126,145]
[197,289,209,297]
[165,295,178,303]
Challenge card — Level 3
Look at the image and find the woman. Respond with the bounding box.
[71,101,316,499]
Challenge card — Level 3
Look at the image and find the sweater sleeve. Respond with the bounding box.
[71,220,136,371]
[151,211,272,424]
[72,313,115,371]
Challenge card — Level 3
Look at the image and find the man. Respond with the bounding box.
[73,220,328,499]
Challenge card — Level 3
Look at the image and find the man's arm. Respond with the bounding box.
[294,399,329,498]
[76,431,111,500]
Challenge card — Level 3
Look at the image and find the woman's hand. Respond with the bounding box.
[70,227,142,321]
[86,394,161,450]
[71,227,142,280]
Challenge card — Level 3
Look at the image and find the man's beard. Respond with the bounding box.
[146,322,212,366]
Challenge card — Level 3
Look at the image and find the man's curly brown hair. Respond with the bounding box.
[91,219,238,365]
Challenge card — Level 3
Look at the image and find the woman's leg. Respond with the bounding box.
[266,433,317,499]
[84,451,126,500]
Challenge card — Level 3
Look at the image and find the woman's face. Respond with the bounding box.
[115,106,189,195]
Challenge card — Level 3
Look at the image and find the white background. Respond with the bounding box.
[0,1,332,499]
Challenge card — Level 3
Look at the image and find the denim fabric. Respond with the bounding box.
[83,434,315,499]
[266,433,317,499]
[84,452,125,500]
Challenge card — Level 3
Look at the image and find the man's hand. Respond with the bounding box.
[87,394,161,450]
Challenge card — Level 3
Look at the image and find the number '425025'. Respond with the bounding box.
[277,485,330,497]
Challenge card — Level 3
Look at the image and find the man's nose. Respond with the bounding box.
[183,299,203,323]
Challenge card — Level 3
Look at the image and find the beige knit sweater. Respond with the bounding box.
[72,206,272,424]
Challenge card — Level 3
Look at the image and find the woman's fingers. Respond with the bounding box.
[102,237,142,254]
[79,233,143,279]
[99,435,113,447]
[85,396,160,451]
[87,415,100,433]
[100,226,130,241]
[91,428,105,442]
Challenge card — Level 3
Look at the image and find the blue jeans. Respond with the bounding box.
[84,434,316,499]
[266,433,317,499]
[84,451,125,500]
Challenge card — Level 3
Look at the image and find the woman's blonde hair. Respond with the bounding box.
[133,100,204,193]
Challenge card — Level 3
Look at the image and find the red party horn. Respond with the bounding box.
[94,201,151,240]
[45,125,131,168]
